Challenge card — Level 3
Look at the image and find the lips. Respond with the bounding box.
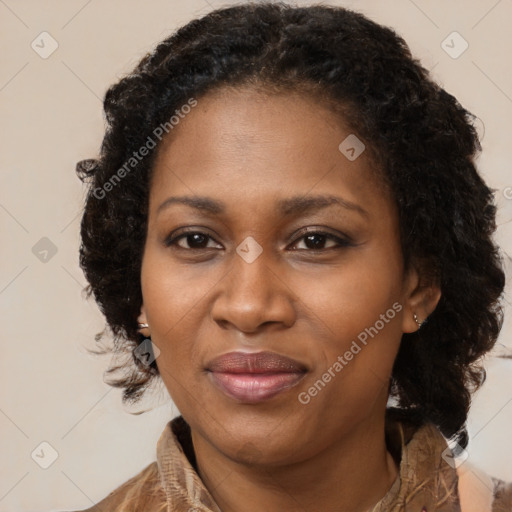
[206,351,307,403]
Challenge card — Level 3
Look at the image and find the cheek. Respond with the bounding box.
[295,244,404,398]
[298,244,403,343]
[141,247,219,333]
[139,252,206,372]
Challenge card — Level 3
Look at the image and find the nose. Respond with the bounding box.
[210,246,296,335]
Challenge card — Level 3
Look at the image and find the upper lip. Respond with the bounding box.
[206,351,307,374]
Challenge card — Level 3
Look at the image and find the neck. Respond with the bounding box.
[191,411,399,512]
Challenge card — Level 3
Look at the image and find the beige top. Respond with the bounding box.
[75,413,512,512]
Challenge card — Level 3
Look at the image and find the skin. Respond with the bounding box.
[137,86,441,512]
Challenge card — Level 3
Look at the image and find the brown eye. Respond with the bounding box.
[165,231,222,250]
[290,231,353,251]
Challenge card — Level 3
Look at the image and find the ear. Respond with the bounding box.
[137,303,147,324]
[401,261,441,334]
[137,304,150,334]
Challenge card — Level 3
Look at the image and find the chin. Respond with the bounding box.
[214,428,304,467]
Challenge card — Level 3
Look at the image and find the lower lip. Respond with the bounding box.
[209,372,305,403]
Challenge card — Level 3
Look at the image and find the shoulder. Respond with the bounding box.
[491,477,512,512]
[71,461,167,512]
[457,460,512,512]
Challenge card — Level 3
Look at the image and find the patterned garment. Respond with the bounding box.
[73,414,512,512]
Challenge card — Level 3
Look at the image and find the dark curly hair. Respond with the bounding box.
[76,2,505,446]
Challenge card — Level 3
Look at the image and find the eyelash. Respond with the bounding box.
[164,228,353,252]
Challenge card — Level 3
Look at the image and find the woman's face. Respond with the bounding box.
[139,86,424,465]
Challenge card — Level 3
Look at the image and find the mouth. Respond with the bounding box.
[206,351,307,404]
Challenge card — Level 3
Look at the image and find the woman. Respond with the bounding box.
[73,2,512,511]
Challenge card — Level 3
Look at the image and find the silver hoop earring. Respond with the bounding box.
[138,323,149,329]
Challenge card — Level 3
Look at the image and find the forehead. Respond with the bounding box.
[149,86,391,217]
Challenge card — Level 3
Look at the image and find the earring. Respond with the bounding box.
[413,313,422,328]
[138,323,149,329]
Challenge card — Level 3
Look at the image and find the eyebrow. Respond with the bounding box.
[156,194,368,218]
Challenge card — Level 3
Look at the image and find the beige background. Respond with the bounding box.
[1,0,511,510]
